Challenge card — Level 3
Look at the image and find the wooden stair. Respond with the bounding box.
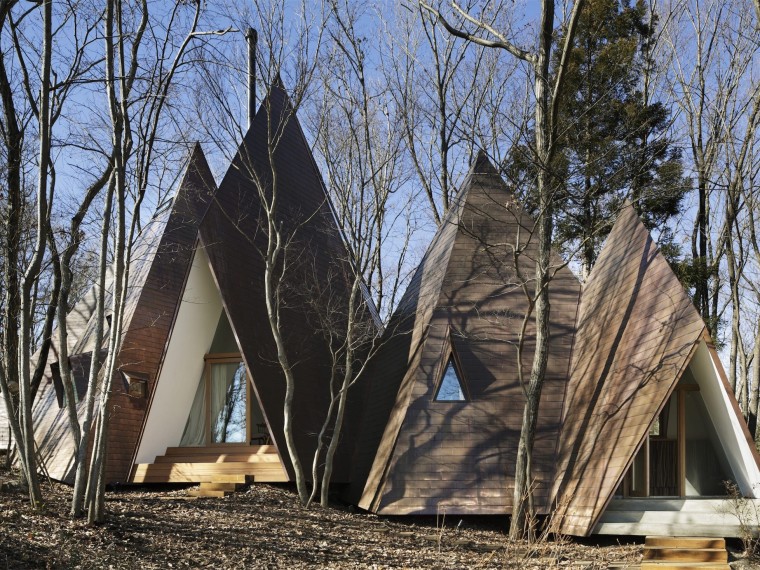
[187,480,245,498]
[641,536,729,569]
[131,445,288,484]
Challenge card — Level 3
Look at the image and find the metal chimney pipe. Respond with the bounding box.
[246,28,257,128]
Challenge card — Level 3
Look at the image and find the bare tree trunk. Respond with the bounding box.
[86,0,131,522]
[262,181,309,504]
[15,0,53,509]
[71,181,113,517]
[419,0,585,539]
[751,315,760,440]
[0,0,32,493]
[319,281,361,508]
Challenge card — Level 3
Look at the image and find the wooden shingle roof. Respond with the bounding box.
[198,82,366,483]
[350,153,581,515]
[551,204,705,536]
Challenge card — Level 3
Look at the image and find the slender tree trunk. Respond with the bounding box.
[15,0,53,509]
[264,250,309,504]
[750,314,760,441]
[71,182,113,517]
[320,280,362,507]
[0,1,31,491]
[49,241,83,449]
[509,0,555,540]
[87,0,128,522]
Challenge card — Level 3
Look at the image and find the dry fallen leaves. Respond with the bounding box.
[0,471,641,569]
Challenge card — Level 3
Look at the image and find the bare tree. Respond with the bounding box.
[662,0,760,406]
[419,0,586,539]
[0,0,56,509]
[385,2,515,225]
[81,0,228,523]
[303,0,414,507]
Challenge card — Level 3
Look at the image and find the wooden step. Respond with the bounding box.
[645,537,725,549]
[202,474,249,484]
[154,453,281,464]
[164,445,276,456]
[131,461,288,484]
[199,482,242,492]
[641,535,730,570]
[187,488,229,498]
[639,562,731,570]
[642,547,727,563]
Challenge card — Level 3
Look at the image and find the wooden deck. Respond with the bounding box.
[593,498,760,538]
[130,445,288,484]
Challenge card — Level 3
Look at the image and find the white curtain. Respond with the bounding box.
[180,373,207,446]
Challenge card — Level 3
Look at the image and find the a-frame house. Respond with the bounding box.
[349,153,760,536]
[552,204,760,537]
[20,76,760,537]
[31,143,217,483]
[131,82,365,485]
[29,81,364,488]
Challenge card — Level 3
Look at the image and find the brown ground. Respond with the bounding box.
[0,469,645,569]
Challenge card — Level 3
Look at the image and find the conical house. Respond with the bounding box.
[349,152,581,515]
[349,153,760,537]
[21,78,760,537]
[552,204,760,536]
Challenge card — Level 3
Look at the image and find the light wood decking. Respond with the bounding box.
[131,445,288,484]
[594,498,760,538]
[641,536,729,569]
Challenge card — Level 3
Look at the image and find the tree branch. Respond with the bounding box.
[418,1,536,64]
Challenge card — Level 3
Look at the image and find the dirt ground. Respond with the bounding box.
[0,469,652,569]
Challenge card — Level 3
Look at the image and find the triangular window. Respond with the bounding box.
[435,356,466,401]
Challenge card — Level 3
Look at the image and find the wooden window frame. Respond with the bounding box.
[203,353,251,446]
[623,383,700,498]
[432,330,470,403]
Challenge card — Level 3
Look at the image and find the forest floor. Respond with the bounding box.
[0,467,744,569]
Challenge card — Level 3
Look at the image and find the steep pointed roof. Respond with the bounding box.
[552,204,706,536]
[198,82,363,483]
[350,153,581,514]
[31,144,217,483]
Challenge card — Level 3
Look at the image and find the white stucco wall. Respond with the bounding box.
[134,247,222,464]
[691,340,760,497]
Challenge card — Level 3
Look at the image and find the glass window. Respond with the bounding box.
[210,361,247,443]
[435,357,466,401]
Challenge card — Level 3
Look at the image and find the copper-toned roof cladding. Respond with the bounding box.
[198,83,368,483]
[552,205,705,536]
[352,154,580,515]
[30,144,216,483]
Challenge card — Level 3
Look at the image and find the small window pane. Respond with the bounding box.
[435,358,465,401]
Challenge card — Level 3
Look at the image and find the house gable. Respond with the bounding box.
[552,205,708,536]
[197,82,366,483]
[353,153,581,515]
[30,144,216,484]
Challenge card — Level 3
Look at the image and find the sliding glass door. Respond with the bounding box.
[209,360,248,444]
[180,354,250,446]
